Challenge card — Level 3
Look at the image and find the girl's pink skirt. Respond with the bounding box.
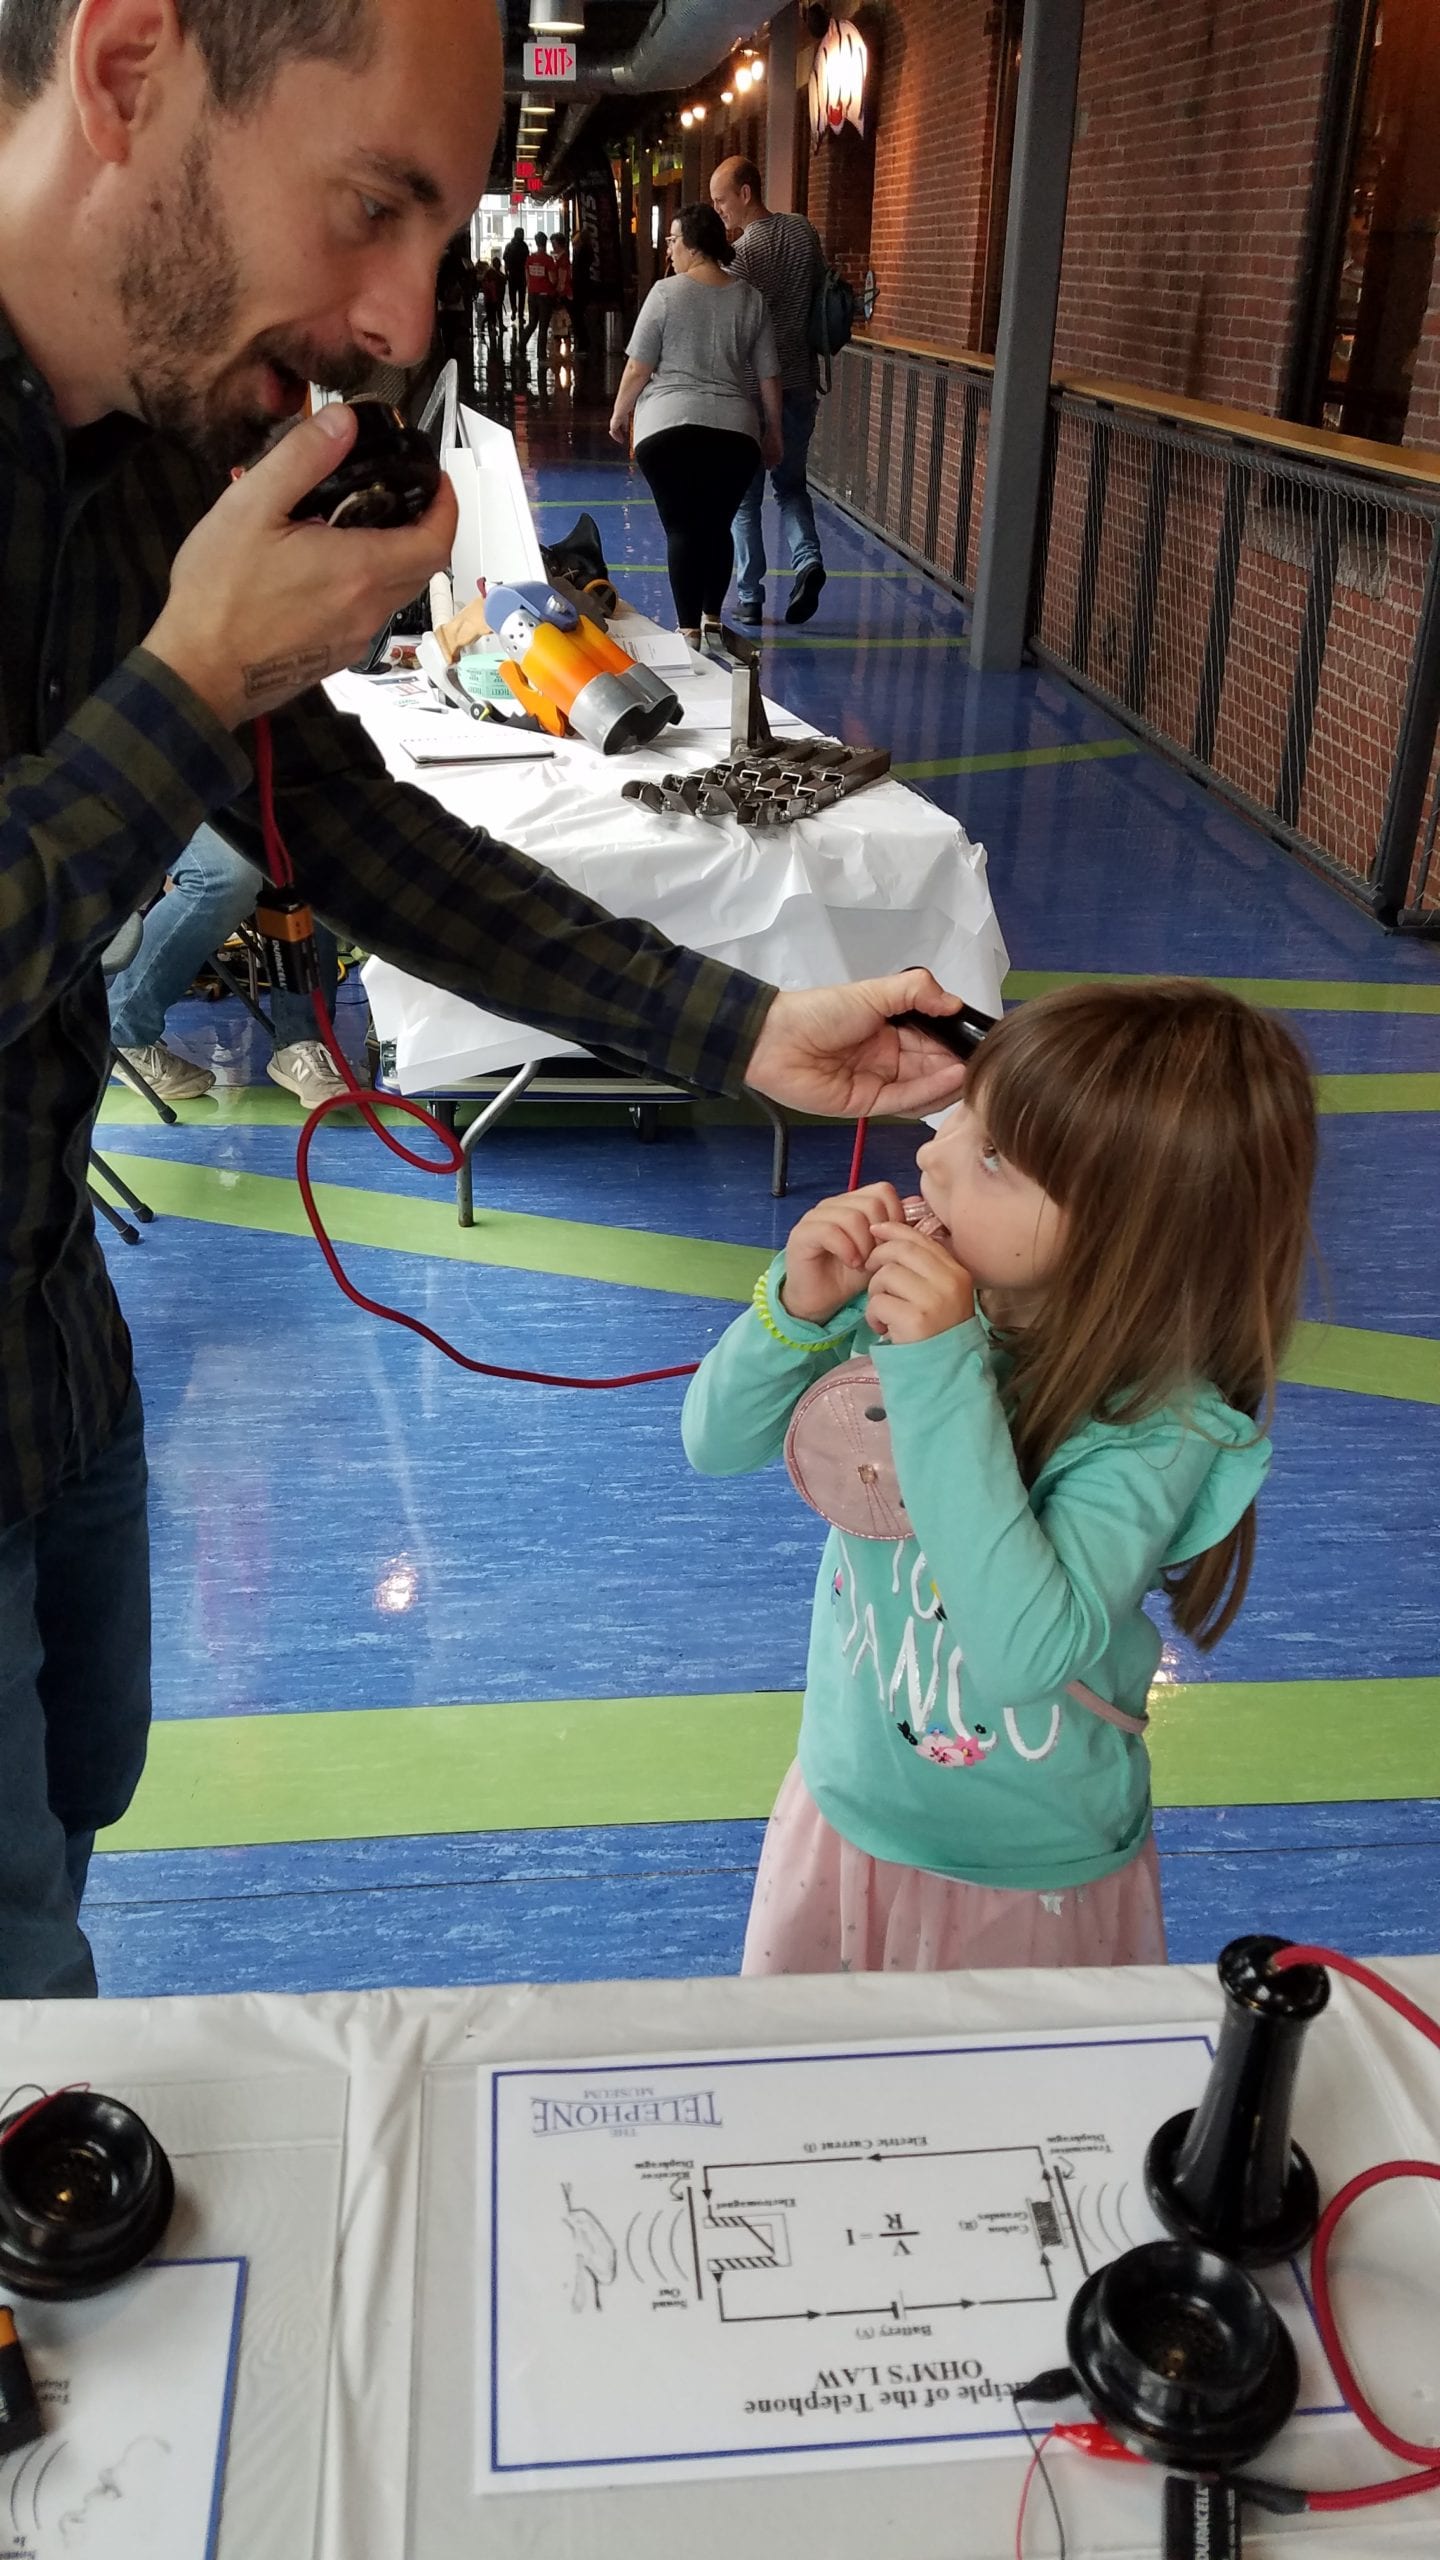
[741,1763,1167,1976]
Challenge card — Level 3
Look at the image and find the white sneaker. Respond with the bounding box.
[113,1042,215,1101]
[267,1041,350,1110]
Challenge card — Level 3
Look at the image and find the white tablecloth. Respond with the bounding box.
[335,645,1009,1091]
[4,1959,1438,2558]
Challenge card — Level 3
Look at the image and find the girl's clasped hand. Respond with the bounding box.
[779,1181,977,1344]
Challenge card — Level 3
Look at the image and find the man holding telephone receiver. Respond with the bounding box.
[0,0,970,1999]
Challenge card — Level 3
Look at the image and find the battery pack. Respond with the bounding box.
[1162,2475,1242,2560]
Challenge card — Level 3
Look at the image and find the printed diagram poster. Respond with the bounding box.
[476,2030,1343,2488]
[0,2259,244,2560]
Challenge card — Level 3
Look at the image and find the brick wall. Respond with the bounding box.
[1404,278,1440,453]
[1053,0,1340,408]
[819,0,1002,347]
[811,0,1348,411]
[800,0,1440,910]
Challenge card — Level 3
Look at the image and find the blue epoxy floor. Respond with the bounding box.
[82,371,1440,1997]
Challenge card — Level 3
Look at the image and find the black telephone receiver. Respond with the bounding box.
[889,1001,996,1061]
[289,401,442,531]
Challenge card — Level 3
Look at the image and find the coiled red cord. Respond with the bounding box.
[1260,1944,1440,2511]
[252,716,701,1387]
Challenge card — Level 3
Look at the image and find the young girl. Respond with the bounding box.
[682,978,1317,1974]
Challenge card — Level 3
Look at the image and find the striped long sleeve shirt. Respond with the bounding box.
[0,315,776,1528]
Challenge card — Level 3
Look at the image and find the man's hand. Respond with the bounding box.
[744,971,971,1120]
[865,1222,976,1343]
[145,408,460,729]
[779,1182,904,1324]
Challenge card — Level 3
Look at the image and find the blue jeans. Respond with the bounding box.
[733,389,823,607]
[0,1385,150,1996]
[108,823,340,1052]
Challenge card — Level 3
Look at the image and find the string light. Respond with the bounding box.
[680,107,694,127]
[734,62,752,90]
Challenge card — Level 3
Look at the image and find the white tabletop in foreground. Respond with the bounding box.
[4,1957,1438,2558]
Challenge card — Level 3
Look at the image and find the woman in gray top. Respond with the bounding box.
[610,204,782,643]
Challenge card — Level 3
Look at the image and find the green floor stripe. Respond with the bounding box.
[1146,1677,1440,1807]
[896,740,1140,781]
[98,1083,416,1131]
[102,1694,803,1850]
[1315,1072,1440,1113]
[765,633,967,651]
[97,1151,769,1299]
[1283,1318,1440,1404]
[102,1151,1440,1399]
[1005,968,1440,1015]
[99,1674,1440,1853]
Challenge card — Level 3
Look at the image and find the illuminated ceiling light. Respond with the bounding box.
[733,62,752,91]
[721,87,734,103]
[529,0,584,28]
[747,55,765,81]
[692,102,706,120]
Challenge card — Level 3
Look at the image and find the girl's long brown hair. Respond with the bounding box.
[963,979,1317,1648]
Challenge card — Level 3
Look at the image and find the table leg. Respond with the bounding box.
[753,1095,790,1197]
[455,1064,541,1227]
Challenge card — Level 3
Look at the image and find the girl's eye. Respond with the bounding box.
[359,195,395,226]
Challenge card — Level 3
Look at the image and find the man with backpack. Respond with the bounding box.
[710,156,829,626]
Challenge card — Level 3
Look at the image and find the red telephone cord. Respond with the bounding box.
[1257,1944,1440,2511]
[253,715,705,1388]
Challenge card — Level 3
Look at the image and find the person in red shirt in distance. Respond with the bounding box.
[523,234,556,359]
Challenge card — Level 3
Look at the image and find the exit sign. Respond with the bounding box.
[523,38,576,80]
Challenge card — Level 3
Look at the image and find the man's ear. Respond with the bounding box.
[68,0,187,166]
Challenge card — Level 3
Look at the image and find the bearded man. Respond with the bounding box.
[0,0,967,1997]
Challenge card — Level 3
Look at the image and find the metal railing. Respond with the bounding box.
[810,338,995,602]
[811,338,1440,927]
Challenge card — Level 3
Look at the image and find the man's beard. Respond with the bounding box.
[117,129,379,472]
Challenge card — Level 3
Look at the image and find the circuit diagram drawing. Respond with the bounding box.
[569,2140,1142,2328]
[485,2033,1343,2487]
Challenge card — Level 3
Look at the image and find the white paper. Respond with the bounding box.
[0,2258,244,2559]
[625,630,697,673]
[474,2030,1344,2492]
[664,682,810,736]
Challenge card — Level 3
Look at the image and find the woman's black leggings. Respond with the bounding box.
[635,425,761,629]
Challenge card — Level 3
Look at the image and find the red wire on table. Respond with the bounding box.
[252,717,701,1388]
[1014,2426,1056,2558]
[0,2085,90,2146]
[846,1117,868,1191]
[1260,1944,1440,2512]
